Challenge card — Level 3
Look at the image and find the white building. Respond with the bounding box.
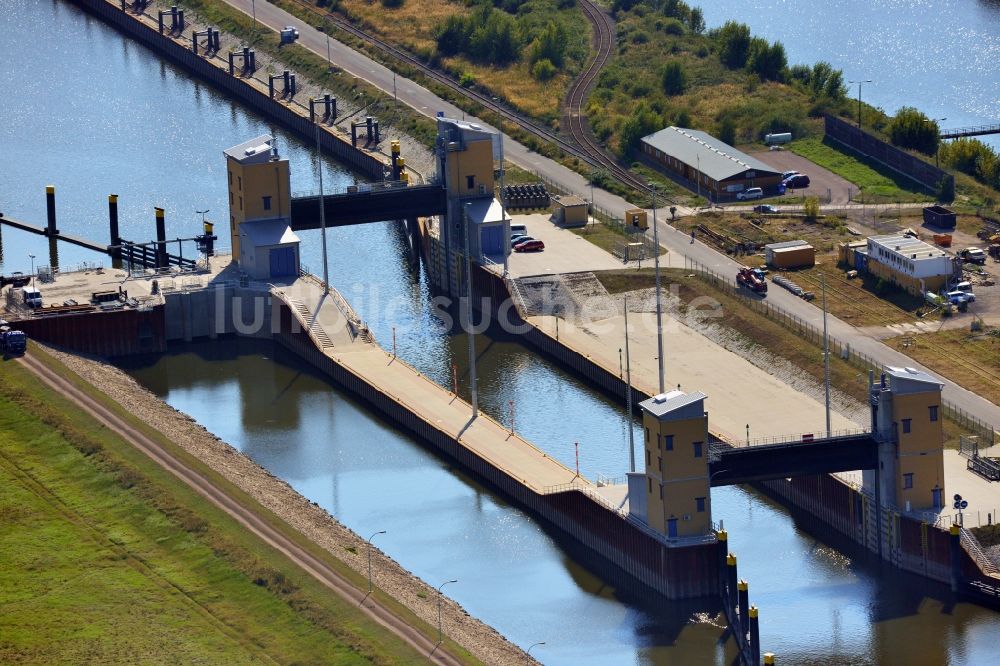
[865,234,955,294]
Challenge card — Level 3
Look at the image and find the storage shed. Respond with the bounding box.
[765,240,815,269]
[551,195,589,227]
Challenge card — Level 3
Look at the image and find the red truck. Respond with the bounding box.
[737,267,768,295]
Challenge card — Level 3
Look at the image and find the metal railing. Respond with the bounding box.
[735,428,873,449]
[961,528,1000,576]
[297,268,367,341]
[682,256,999,445]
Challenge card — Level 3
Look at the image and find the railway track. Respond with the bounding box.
[279,0,658,197]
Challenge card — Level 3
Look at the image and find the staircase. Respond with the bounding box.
[288,298,334,349]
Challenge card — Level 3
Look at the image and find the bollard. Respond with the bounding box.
[309,98,317,123]
[749,606,761,666]
[374,119,381,143]
[717,530,728,590]
[157,10,165,33]
[764,653,775,665]
[268,75,275,99]
[45,186,58,236]
[108,194,121,255]
[177,9,184,31]
[366,116,374,143]
[248,49,256,74]
[228,51,235,75]
[212,29,221,52]
[738,580,750,641]
[351,124,358,148]
[726,554,738,617]
[324,93,335,121]
[191,32,198,54]
[289,74,296,97]
[154,207,167,269]
[283,70,290,97]
[949,523,961,593]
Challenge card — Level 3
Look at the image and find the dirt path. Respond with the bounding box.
[17,348,523,665]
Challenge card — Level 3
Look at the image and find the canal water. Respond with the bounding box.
[5,1,1000,663]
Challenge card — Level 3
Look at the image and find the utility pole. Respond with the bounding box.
[463,203,478,419]
[315,124,330,293]
[822,274,831,437]
[624,295,635,472]
[650,183,665,393]
[849,79,872,129]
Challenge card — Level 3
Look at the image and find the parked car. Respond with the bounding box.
[946,290,975,305]
[736,187,764,201]
[514,239,545,252]
[512,235,536,248]
[782,174,810,188]
[960,248,987,265]
[781,170,800,180]
[753,204,779,214]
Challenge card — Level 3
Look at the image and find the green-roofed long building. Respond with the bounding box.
[640,127,783,201]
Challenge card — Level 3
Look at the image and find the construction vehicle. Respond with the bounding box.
[737,267,768,294]
[0,326,27,356]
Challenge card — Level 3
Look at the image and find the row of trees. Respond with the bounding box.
[611,0,704,33]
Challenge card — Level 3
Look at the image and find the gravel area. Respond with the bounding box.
[43,344,530,665]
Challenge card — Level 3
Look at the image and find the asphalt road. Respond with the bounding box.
[221,1,1000,429]
[17,351,465,666]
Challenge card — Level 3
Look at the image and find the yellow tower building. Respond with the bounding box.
[632,390,712,539]
[868,367,946,511]
[223,135,299,280]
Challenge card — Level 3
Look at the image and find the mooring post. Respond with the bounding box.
[949,523,961,593]
[309,98,316,124]
[108,194,121,257]
[738,580,750,642]
[154,207,167,269]
[176,9,184,32]
[228,51,235,76]
[283,70,290,97]
[763,652,775,666]
[289,74,296,98]
[248,49,255,74]
[45,185,58,236]
[749,606,761,666]
[726,554,738,618]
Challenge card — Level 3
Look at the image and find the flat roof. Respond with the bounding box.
[224,135,278,165]
[552,195,588,208]
[868,234,948,260]
[639,390,707,421]
[766,240,812,251]
[465,197,506,225]
[884,366,944,394]
[640,127,782,182]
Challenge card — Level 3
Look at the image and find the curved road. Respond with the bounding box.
[220,2,1000,427]
[18,351,466,666]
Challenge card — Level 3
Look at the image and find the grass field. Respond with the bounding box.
[0,352,472,664]
[570,222,666,257]
[885,328,1000,407]
[591,267,971,447]
[790,137,934,204]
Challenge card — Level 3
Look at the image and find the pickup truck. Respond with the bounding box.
[959,248,987,265]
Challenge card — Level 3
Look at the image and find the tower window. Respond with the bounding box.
[693,441,703,458]
[238,175,242,191]
[903,473,914,489]
[929,405,939,422]
[664,434,674,451]
[645,428,649,442]
[902,418,911,434]
[659,485,663,500]
[645,449,650,466]
[648,478,652,493]
[466,175,475,190]
[239,196,243,211]
[657,456,662,474]
[262,195,272,211]
[695,497,706,512]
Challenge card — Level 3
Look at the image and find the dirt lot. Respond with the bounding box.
[751,150,857,204]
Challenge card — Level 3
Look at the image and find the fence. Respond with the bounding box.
[682,255,998,445]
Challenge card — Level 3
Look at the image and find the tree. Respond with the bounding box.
[531,58,556,81]
[688,7,705,34]
[803,196,820,219]
[715,21,751,69]
[888,107,939,155]
[718,116,737,145]
[661,61,688,96]
[618,103,661,156]
[529,20,568,67]
[674,108,691,128]
[746,37,786,81]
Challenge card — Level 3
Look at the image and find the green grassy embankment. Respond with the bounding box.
[0,350,475,663]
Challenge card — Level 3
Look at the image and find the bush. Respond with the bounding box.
[803,196,820,219]
[531,58,556,81]
[529,21,568,67]
[675,108,691,127]
[434,6,522,65]
[459,71,475,87]
[718,116,737,145]
[618,103,661,156]
[661,18,685,36]
[661,61,688,96]
[888,107,939,155]
[688,7,705,34]
[936,176,955,203]
[746,37,786,81]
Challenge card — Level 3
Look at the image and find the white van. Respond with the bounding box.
[736,187,764,201]
[20,287,42,309]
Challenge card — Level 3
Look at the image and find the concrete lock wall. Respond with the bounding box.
[13,306,167,356]
[72,0,386,181]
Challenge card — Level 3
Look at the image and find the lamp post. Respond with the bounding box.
[848,79,872,130]
[315,124,330,293]
[196,209,210,225]
[367,530,386,594]
[526,641,546,664]
[492,97,508,276]
[437,579,458,645]
[251,0,256,34]
[924,117,947,168]
[822,273,831,438]
[649,182,665,393]
[28,253,36,290]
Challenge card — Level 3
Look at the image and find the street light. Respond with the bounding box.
[367,530,386,594]
[526,641,546,664]
[196,209,210,224]
[848,79,872,130]
[28,253,35,290]
[924,117,947,168]
[437,579,458,645]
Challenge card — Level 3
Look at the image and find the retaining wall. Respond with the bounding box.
[71,0,386,180]
[13,306,166,356]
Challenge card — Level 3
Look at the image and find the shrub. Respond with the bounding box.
[718,116,737,145]
[936,176,955,203]
[661,61,687,95]
[529,20,568,67]
[459,71,475,87]
[675,108,691,127]
[661,18,685,36]
[531,58,556,81]
[746,37,786,81]
[631,30,650,44]
[803,196,820,219]
[888,107,939,155]
[688,7,705,34]
[618,103,661,156]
